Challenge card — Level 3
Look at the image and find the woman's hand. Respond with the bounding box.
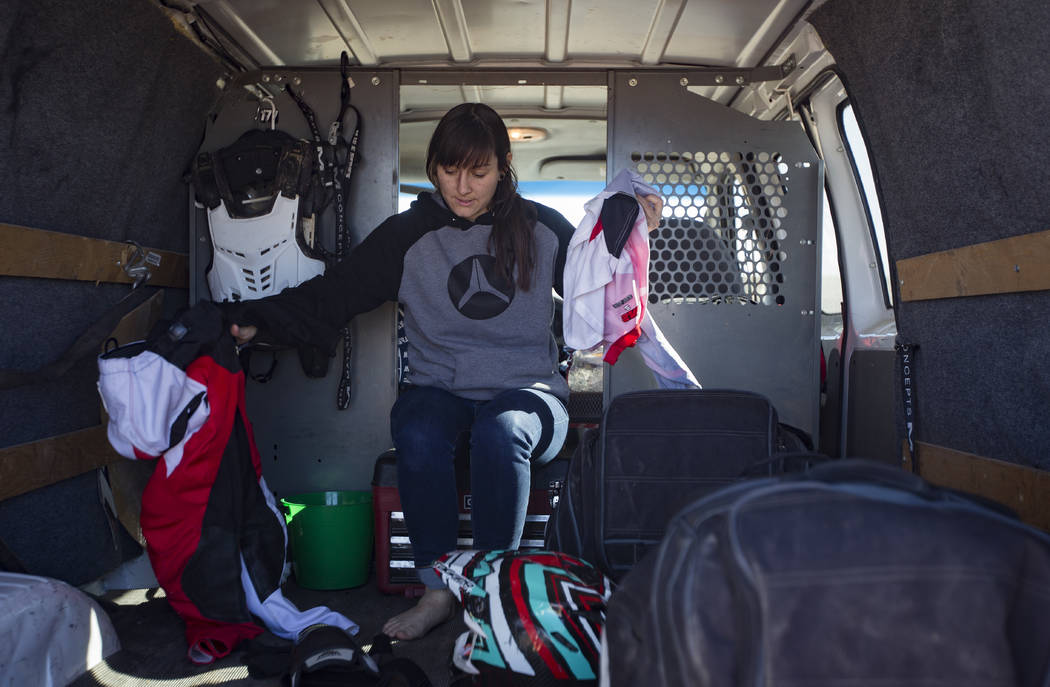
[637,193,664,233]
[230,323,258,346]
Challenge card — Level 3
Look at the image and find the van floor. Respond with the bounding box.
[72,572,468,687]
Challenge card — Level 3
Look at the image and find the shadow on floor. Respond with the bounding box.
[71,570,467,687]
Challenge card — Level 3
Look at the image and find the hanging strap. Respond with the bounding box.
[276,139,312,200]
[332,52,361,410]
[239,347,279,384]
[896,341,920,473]
[283,82,338,264]
[191,133,311,215]
[285,55,362,409]
[190,150,222,210]
[0,286,156,390]
[284,83,327,184]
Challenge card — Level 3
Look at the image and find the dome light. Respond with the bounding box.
[507,127,548,142]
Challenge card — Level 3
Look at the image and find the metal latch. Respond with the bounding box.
[121,240,160,289]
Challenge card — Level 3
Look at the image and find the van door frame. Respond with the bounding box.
[799,71,898,461]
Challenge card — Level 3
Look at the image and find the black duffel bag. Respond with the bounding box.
[603,458,1050,687]
[544,388,820,581]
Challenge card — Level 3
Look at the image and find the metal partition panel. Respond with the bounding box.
[607,72,823,440]
[190,68,399,495]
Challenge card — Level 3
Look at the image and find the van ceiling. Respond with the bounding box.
[172,0,816,183]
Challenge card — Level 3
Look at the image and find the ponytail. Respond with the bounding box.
[489,166,537,291]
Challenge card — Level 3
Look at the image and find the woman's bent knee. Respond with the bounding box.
[390,386,473,469]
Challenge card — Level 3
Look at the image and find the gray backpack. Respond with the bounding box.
[603,459,1050,686]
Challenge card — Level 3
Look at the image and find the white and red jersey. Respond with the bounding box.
[563,169,700,389]
[98,303,356,664]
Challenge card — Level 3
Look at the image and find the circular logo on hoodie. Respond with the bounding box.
[447,255,515,320]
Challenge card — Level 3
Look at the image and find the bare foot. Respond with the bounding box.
[382,588,455,640]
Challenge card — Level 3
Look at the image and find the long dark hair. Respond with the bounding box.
[426,102,538,290]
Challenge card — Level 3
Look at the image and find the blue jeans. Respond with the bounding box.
[390,385,568,588]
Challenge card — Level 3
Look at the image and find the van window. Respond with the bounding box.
[519,180,605,227]
[839,103,892,307]
[821,185,843,331]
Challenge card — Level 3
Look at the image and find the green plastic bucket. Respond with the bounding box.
[281,490,374,590]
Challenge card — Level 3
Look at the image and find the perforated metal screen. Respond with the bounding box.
[608,73,823,440]
[635,150,794,307]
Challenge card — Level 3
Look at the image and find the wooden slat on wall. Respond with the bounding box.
[903,441,1050,531]
[896,229,1050,302]
[0,223,188,288]
[0,289,165,503]
[0,425,123,502]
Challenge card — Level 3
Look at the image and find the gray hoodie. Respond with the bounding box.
[227,191,574,402]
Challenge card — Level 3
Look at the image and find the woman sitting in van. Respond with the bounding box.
[224,102,662,639]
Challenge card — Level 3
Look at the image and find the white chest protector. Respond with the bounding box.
[206,192,324,301]
[191,128,327,303]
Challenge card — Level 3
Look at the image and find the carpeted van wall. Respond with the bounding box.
[0,0,223,583]
[811,0,1050,468]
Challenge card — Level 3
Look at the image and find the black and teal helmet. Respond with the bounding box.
[435,549,612,685]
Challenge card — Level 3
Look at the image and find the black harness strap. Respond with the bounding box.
[285,53,362,409]
[332,53,361,410]
[0,286,156,390]
[896,341,920,473]
[283,83,337,264]
[276,139,312,200]
[240,347,279,384]
[192,132,312,217]
[190,151,222,210]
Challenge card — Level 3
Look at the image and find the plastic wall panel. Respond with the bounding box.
[846,349,897,463]
[607,71,822,440]
[191,69,399,495]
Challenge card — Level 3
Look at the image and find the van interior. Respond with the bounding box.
[1,0,1048,684]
